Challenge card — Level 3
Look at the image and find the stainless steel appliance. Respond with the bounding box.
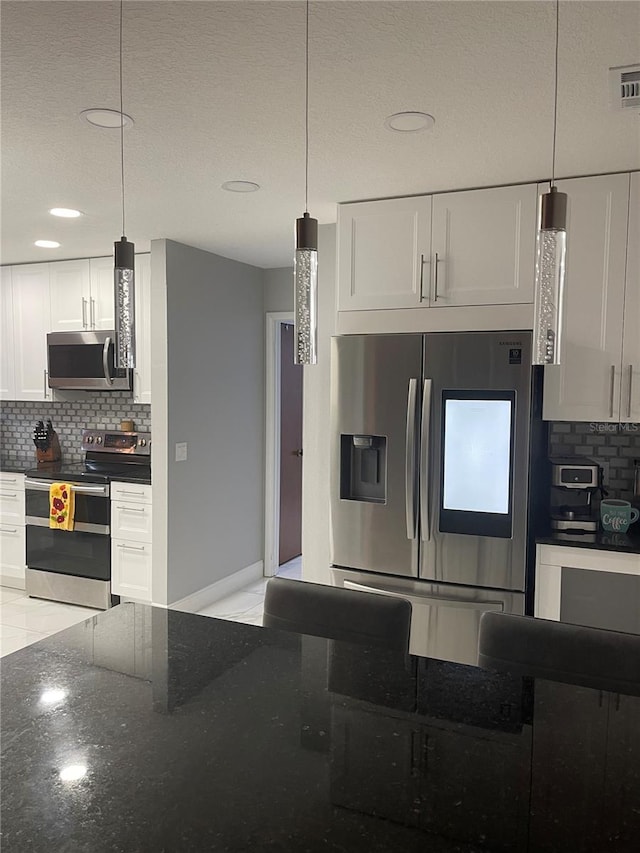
[47,330,132,391]
[549,456,601,532]
[330,331,544,664]
[25,429,151,609]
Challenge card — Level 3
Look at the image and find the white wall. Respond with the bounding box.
[152,239,265,605]
[301,224,336,584]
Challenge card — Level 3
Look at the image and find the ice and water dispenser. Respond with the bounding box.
[340,435,387,503]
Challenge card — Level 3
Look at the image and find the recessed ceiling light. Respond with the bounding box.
[384,111,435,133]
[80,108,134,129]
[35,240,61,248]
[49,208,82,218]
[221,180,260,193]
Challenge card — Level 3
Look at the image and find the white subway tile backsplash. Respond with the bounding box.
[0,393,150,463]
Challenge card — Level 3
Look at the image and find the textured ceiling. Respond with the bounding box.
[2,0,639,268]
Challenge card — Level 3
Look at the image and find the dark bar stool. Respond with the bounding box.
[263,577,412,651]
[478,611,640,695]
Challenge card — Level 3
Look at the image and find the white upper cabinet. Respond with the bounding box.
[621,172,640,423]
[337,197,432,311]
[49,259,91,331]
[89,256,116,329]
[543,173,631,422]
[133,253,151,405]
[0,267,15,400]
[430,184,537,306]
[11,263,52,401]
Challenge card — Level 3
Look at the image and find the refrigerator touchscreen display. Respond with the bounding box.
[439,390,515,538]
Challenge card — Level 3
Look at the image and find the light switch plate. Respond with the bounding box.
[175,442,188,462]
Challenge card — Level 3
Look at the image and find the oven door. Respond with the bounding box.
[25,479,110,581]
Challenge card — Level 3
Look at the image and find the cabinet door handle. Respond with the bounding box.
[43,369,49,399]
[118,489,145,496]
[81,297,88,328]
[609,365,616,418]
[419,254,426,302]
[627,364,633,419]
[0,525,18,534]
[433,252,440,302]
[90,297,96,329]
[0,492,18,498]
[120,506,146,513]
[117,543,146,552]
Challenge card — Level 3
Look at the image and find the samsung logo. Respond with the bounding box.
[498,340,522,346]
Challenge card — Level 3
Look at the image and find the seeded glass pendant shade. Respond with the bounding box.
[113,0,136,370]
[114,236,136,369]
[294,212,318,365]
[532,0,568,366]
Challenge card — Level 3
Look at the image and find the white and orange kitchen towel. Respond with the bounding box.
[49,483,75,531]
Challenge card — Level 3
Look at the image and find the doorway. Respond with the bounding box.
[265,313,304,578]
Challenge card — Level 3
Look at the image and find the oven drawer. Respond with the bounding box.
[111,482,151,504]
[111,501,152,542]
[26,525,110,581]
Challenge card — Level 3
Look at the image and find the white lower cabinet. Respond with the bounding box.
[0,473,26,589]
[111,482,152,602]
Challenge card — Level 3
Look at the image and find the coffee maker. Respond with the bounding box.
[549,456,604,532]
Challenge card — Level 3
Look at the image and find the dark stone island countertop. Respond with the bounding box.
[1,604,638,852]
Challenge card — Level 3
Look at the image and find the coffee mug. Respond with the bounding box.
[600,499,640,533]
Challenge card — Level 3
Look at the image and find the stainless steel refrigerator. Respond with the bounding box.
[330,331,542,664]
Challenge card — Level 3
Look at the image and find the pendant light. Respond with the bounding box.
[294,0,318,366]
[114,0,136,369]
[533,0,567,366]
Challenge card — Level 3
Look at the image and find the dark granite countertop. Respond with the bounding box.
[537,527,640,554]
[1,604,638,852]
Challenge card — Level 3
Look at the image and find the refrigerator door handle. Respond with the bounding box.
[343,580,505,611]
[419,379,433,541]
[405,378,419,540]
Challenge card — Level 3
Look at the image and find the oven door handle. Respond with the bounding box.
[103,336,114,385]
[25,479,110,497]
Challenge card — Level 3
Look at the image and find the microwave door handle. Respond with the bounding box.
[405,378,418,539]
[103,336,114,385]
[343,580,505,612]
[420,379,433,541]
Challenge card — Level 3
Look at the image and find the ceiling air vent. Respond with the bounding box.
[609,64,640,110]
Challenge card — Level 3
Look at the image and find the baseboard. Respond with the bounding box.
[0,574,26,591]
[169,560,264,614]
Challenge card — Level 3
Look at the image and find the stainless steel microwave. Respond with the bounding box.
[47,331,132,391]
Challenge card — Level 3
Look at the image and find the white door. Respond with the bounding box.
[543,173,630,422]
[49,259,91,331]
[0,267,16,400]
[89,256,116,329]
[133,254,151,404]
[337,196,432,311]
[12,263,52,401]
[430,183,537,306]
[621,172,640,423]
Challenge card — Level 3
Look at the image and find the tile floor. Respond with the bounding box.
[0,586,100,657]
[0,555,304,657]
[196,555,303,625]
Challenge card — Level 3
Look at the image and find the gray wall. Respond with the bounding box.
[301,225,336,584]
[162,240,265,603]
[264,267,293,314]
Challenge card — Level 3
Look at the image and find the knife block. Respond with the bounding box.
[36,432,61,463]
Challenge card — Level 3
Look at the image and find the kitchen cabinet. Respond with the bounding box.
[111,482,152,602]
[336,183,537,313]
[133,253,152,405]
[621,172,640,423]
[429,183,537,306]
[11,263,52,401]
[542,173,632,421]
[0,473,26,589]
[50,258,115,331]
[337,196,432,311]
[0,267,15,400]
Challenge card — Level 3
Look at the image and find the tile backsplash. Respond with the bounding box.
[0,393,151,464]
[549,422,640,499]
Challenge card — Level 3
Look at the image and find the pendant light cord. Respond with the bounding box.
[304,0,309,214]
[551,0,559,187]
[119,0,126,237]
